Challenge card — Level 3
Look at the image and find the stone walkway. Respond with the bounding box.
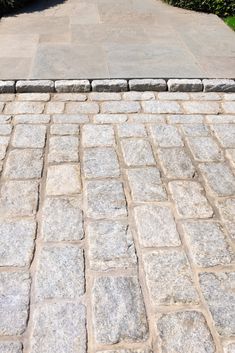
[0,0,235,79]
[0,91,235,353]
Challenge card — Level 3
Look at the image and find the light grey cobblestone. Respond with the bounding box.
[168,79,202,92]
[158,92,190,100]
[123,91,155,101]
[52,93,87,101]
[55,79,90,93]
[94,114,128,123]
[82,124,114,147]
[117,123,147,138]
[181,124,210,136]
[66,102,99,114]
[92,80,128,92]
[52,114,89,124]
[45,101,65,114]
[16,93,50,101]
[183,101,220,114]
[46,164,81,195]
[90,92,121,101]
[0,124,12,135]
[223,343,235,353]
[13,114,50,124]
[211,124,235,148]
[142,101,182,114]
[121,139,155,166]
[167,114,203,124]
[101,101,141,114]
[186,136,223,162]
[50,123,79,135]
[150,125,183,147]
[16,80,54,93]
[129,79,166,92]
[0,342,22,353]
[48,135,79,163]
[158,147,195,178]
[83,147,120,178]
[5,102,45,114]
[12,124,46,148]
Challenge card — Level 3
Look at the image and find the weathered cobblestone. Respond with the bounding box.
[45,101,65,114]
[150,125,183,147]
[123,91,155,101]
[92,276,148,344]
[0,271,30,335]
[48,136,79,163]
[199,272,235,336]
[117,123,147,137]
[16,93,50,101]
[82,124,114,147]
[88,220,136,270]
[31,303,86,353]
[90,92,121,101]
[223,343,235,353]
[5,102,44,114]
[46,164,81,195]
[187,136,223,161]
[0,124,12,135]
[216,198,235,222]
[142,101,182,114]
[42,196,84,241]
[12,124,46,148]
[52,114,89,124]
[167,114,203,124]
[53,93,87,101]
[50,123,79,135]
[101,101,141,114]
[13,114,50,124]
[83,147,120,178]
[157,311,216,353]
[211,124,235,148]
[183,101,220,114]
[66,102,99,114]
[0,342,22,353]
[158,147,195,178]
[55,79,90,93]
[121,139,155,166]
[134,205,181,247]
[181,124,210,136]
[35,245,84,300]
[94,114,128,123]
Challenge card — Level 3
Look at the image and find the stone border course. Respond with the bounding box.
[0,79,235,93]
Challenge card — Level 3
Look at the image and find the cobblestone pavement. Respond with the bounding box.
[0,91,235,353]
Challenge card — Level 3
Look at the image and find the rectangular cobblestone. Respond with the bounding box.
[181,124,210,136]
[16,80,54,93]
[16,93,50,101]
[117,123,147,138]
[45,101,65,114]
[13,114,50,124]
[90,92,121,101]
[66,102,99,114]
[123,91,155,101]
[52,114,89,124]
[167,114,204,124]
[158,147,195,178]
[142,101,182,114]
[168,79,202,92]
[12,124,46,148]
[129,79,166,92]
[222,102,235,114]
[0,342,22,353]
[131,114,165,123]
[46,164,81,195]
[101,101,141,114]
[55,79,90,93]
[121,139,155,166]
[48,135,79,163]
[150,125,183,147]
[0,80,15,93]
[5,102,45,114]
[211,124,235,148]
[50,123,79,135]
[0,124,12,135]
[92,79,128,92]
[83,147,120,178]
[182,101,221,114]
[206,115,235,123]
[82,124,115,147]
[94,114,128,123]
[52,93,87,101]
[186,136,223,161]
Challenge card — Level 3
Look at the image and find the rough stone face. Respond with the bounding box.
[182,221,233,267]
[0,219,36,267]
[169,181,213,218]
[212,124,235,148]
[101,101,141,114]
[199,272,235,336]
[131,114,165,123]
[83,147,120,178]
[117,123,147,137]
[129,79,166,92]
[203,79,235,93]
[223,343,235,353]
[0,80,15,93]
[35,245,84,300]
[158,92,190,100]
[150,125,183,147]
[66,102,99,114]
[123,91,155,101]
[182,101,220,115]
[42,196,84,241]
[17,93,50,101]
[143,249,199,305]
[222,102,235,114]
[50,123,79,135]
[94,114,128,123]
[187,136,223,161]
[0,342,22,353]
[4,149,43,179]
[46,164,81,195]
[45,101,65,114]
[52,114,89,124]
[5,102,45,114]
[16,80,54,93]
[142,101,182,114]
[92,80,128,92]
[48,135,79,163]
[127,167,167,202]
[206,115,235,124]
[0,271,31,335]
[90,92,121,101]
[82,124,114,147]
[55,79,90,93]
[167,114,203,124]
[216,198,235,222]
[0,115,11,124]
[199,163,235,196]
[158,148,195,178]
[92,276,148,344]
[13,114,50,124]
[53,93,87,101]
[157,311,216,353]
[0,180,39,216]
[181,124,210,136]
[121,139,155,166]
[31,303,86,353]
[12,124,46,148]
[87,220,136,271]
[134,205,181,247]
[168,79,203,92]
[0,124,12,135]
[86,180,127,219]
[0,144,7,160]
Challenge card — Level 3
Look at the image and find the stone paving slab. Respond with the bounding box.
[0,91,235,353]
[0,0,235,79]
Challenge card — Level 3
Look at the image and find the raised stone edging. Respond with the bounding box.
[0,78,235,93]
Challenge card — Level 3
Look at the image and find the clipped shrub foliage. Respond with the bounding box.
[0,0,32,16]
[164,0,235,17]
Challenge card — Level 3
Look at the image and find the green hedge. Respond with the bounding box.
[0,0,32,16]
[164,0,235,17]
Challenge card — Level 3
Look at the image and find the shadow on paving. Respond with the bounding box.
[1,0,66,17]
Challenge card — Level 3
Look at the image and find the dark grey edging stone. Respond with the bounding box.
[0,79,235,93]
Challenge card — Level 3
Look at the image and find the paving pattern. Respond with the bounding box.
[0,0,235,79]
[0,91,235,353]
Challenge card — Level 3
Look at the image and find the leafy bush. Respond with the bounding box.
[164,0,235,17]
[0,0,32,16]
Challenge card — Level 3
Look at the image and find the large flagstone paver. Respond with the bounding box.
[0,0,235,79]
[0,91,234,353]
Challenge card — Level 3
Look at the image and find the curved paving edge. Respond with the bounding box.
[1,78,235,94]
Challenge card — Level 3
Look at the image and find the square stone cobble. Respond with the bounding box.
[0,219,36,267]
[4,149,43,179]
[52,114,89,124]
[121,139,155,166]
[134,205,181,247]
[157,311,216,353]
[83,147,120,178]
[12,124,46,148]
[150,125,183,147]
[4,102,44,114]
[92,276,148,344]
[101,101,141,114]
[87,220,136,271]
[117,123,147,138]
[66,102,99,114]
[182,101,220,114]
[35,245,84,300]
[82,124,115,147]
[0,180,39,216]
[50,124,79,135]
[42,196,84,241]
[0,342,22,353]
[169,181,213,218]
[187,136,223,162]
[127,167,167,202]
[181,124,210,137]
[46,164,81,195]
[31,303,86,353]
[199,163,235,196]
[143,249,199,305]
[142,101,182,114]
[158,148,195,179]
[182,221,233,267]
[86,180,127,219]
[48,136,79,163]
[0,271,30,335]
[0,124,12,135]
[13,114,50,124]
[211,125,235,148]
[199,272,235,336]
[45,101,65,114]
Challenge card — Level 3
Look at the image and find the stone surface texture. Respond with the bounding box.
[0,92,234,353]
